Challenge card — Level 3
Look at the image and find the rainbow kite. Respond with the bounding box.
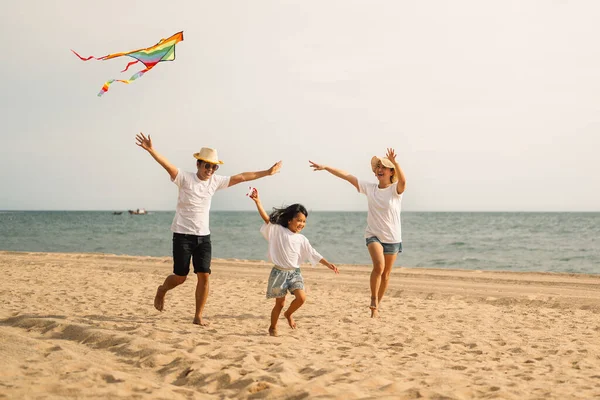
[72,31,184,96]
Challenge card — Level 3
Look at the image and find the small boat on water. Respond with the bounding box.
[128,208,148,215]
[112,211,123,215]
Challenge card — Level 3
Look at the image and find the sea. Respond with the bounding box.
[0,211,599,274]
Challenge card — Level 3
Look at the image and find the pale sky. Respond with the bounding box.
[1,0,599,211]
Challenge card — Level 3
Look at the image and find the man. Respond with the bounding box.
[136,132,282,325]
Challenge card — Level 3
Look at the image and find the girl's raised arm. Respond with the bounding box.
[248,188,270,224]
[309,161,359,191]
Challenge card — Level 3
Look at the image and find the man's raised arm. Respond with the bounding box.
[136,132,178,181]
[228,161,282,187]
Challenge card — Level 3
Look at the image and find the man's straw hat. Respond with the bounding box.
[193,147,223,164]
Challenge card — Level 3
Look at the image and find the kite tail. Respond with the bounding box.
[97,68,149,97]
[71,49,108,61]
[121,60,140,72]
[98,79,130,96]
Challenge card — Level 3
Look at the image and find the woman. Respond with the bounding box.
[309,148,406,318]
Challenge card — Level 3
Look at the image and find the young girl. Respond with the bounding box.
[309,148,406,318]
[248,188,339,336]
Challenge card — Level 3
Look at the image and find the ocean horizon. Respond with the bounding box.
[3,209,599,212]
[1,210,599,275]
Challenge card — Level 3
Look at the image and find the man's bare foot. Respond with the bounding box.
[283,311,297,329]
[268,327,278,336]
[193,317,210,326]
[370,308,380,318]
[154,286,166,311]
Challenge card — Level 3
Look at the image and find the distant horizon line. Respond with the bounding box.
[1,209,600,213]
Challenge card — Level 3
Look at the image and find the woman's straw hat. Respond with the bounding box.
[193,147,223,164]
[370,156,397,183]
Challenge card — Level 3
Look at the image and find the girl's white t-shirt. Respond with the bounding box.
[170,169,230,235]
[358,180,403,243]
[260,223,323,270]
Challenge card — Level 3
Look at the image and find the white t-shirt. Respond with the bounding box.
[358,180,403,243]
[170,169,230,235]
[260,223,323,270]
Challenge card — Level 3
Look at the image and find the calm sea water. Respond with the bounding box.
[0,211,598,274]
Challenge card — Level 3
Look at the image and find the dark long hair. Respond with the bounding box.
[269,204,308,227]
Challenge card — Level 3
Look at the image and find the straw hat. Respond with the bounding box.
[370,156,397,183]
[193,147,223,164]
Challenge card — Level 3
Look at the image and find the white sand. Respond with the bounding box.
[1,251,599,399]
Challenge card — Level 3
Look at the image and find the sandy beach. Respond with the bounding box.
[1,251,599,399]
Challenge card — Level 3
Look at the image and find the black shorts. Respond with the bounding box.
[172,233,212,276]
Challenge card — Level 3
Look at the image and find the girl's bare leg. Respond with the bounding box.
[270,297,286,336]
[367,243,385,318]
[377,254,398,308]
[284,289,306,329]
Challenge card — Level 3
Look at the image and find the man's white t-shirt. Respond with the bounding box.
[170,169,230,236]
[260,223,323,270]
[358,180,403,243]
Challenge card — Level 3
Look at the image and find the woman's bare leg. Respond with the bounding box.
[377,254,398,308]
[367,243,385,318]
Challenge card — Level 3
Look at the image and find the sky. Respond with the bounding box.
[1,0,599,212]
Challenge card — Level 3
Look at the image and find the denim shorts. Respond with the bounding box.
[365,236,403,255]
[172,233,212,276]
[266,267,305,299]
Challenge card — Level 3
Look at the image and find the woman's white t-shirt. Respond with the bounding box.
[260,223,323,270]
[358,180,403,243]
[170,169,230,235]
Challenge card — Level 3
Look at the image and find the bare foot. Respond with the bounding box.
[369,297,377,310]
[370,308,380,318]
[268,327,278,336]
[193,317,210,326]
[283,311,297,329]
[369,298,379,318]
[154,286,166,311]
